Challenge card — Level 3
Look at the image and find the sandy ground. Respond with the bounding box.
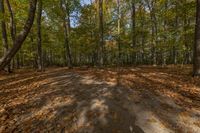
[0,66,200,133]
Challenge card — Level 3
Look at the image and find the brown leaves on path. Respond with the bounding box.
[0,66,200,133]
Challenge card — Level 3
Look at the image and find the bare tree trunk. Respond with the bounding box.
[193,0,200,76]
[60,0,73,68]
[0,0,11,72]
[146,0,157,66]
[65,1,73,68]
[131,0,136,64]
[138,3,145,64]
[0,0,8,54]
[162,1,168,67]
[173,2,178,65]
[183,3,189,64]
[117,0,121,65]
[37,0,43,71]
[30,34,37,68]
[98,0,104,66]
[5,0,16,43]
[6,0,17,70]
[0,0,37,70]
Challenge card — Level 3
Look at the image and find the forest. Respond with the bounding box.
[0,0,200,132]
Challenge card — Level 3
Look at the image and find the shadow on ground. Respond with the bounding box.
[0,67,200,133]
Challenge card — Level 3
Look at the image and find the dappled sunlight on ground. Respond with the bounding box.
[0,66,200,132]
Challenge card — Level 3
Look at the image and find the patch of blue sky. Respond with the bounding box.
[71,0,92,27]
[81,0,91,6]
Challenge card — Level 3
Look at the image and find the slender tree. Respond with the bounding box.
[5,0,16,43]
[131,0,136,64]
[0,0,11,72]
[0,0,37,70]
[117,0,121,65]
[145,0,157,65]
[162,0,168,66]
[60,0,73,68]
[98,0,104,66]
[5,0,17,70]
[193,0,200,76]
[37,0,44,71]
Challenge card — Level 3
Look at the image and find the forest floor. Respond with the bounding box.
[0,66,200,133]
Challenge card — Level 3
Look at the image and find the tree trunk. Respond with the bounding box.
[0,0,37,70]
[98,0,104,66]
[146,0,157,66]
[131,0,136,64]
[0,0,12,72]
[184,3,189,64]
[60,0,73,68]
[65,1,73,68]
[162,1,168,67]
[37,0,43,71]
[173,4,178,65]
[193,0,200,76]
[117,0,121,65]
[6,0,16,71]
[0,0,8,54]
[5,0,16,43]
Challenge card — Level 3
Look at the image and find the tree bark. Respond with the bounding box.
[145,0,157,66]
[6,0,16,70]
[0,0,37,70]
[65,1,73,68]
[37,0,43,71]
[193,0,200,76]
[162,1,168,67]
[98,0,104,66]
[0,0,11,72]
[117,0,121,65]
[131,0,136,64]
[0,0,8,54]
[183,1,190,64]
[60,0,73,68]
[173,2,178,65]
[5,0,16,43]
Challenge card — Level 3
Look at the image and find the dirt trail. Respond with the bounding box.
[0,67,200,133]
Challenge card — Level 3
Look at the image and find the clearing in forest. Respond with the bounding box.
[0,66,200,133]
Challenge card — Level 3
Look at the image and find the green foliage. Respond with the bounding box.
[0,0,196,67]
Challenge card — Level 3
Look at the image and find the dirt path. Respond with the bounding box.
[0,67,200,133]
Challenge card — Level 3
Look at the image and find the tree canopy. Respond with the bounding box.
[0,0,198,70]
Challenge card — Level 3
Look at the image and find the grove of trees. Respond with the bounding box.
[0,0,200,75]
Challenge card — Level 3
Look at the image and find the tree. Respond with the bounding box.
[60,0,73,68]
[145,0,158,66]
[5,0,17,70]
[98,0,104,66]
[0,0,37,70]
[131,0,136,64]
[5,0,16,43]
[0,0,197,69]
[0,0,10,72]
[117,0,121,65]
[37,0,44,71]
[193,0,200,76]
